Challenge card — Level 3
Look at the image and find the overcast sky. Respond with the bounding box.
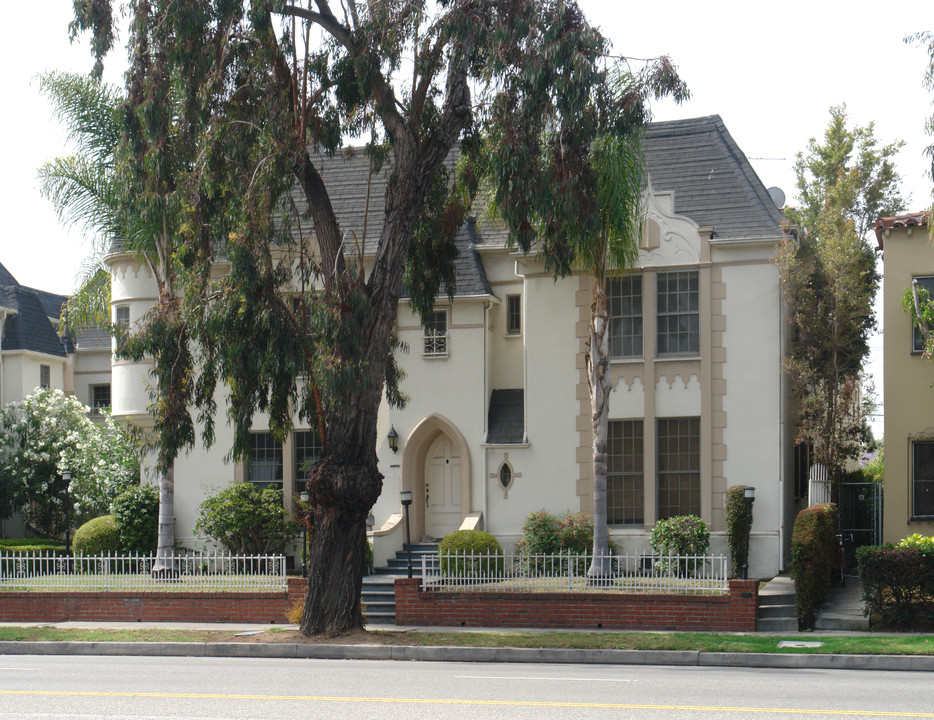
[2,1,930,434]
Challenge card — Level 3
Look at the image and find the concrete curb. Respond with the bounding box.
[2,641,933,671]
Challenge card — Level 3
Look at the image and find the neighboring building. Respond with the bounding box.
[0,261,113,537]
[108,115,799,577]
[878,211,934,542]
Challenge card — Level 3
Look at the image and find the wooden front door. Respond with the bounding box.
[426,434,462,539]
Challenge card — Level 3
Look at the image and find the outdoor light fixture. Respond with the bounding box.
[400,490,413,578]
[387,426,399,453]
[299,488,310,578]
[742,486,756,580]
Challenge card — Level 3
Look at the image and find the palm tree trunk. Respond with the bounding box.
[152,462,175,577]
[588,282,613,579]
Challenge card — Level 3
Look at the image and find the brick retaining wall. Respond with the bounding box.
[0,577,306,623]
[394,578,758,632]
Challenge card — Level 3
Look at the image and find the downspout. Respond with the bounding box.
[778,246,787,573]
[0,308,5,408]
[482,299,491,529]
[514,260,529,443]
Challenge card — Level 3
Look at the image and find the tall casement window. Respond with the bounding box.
[506,295,521,335]
[607,419,644,525]
[39,364,50,389]
[114,305,130,349]
[913,440,934,518]
[294,429,323,491]
[423,309,448,357]
[656,271,699,356]
[912,277,934,352]
[607,275,643,359]
[247,432,283,490]
[657,417,700,519]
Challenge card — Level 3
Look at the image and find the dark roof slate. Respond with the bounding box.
[487,389,524,444]
[0,262,18,288]
[643,115,785,239]
[1,286,67,357]
[23,286,68,321]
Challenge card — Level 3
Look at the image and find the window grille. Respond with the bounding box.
[607,419,644,524]
[247,433,283,490]
[423,310,448,357]
[657,417,700,519]
[294,429,322,490]
[608,276,643,359]
[657,271,699,356]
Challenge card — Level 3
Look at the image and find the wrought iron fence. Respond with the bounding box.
[0,552,287,592]
[421,550,728,595]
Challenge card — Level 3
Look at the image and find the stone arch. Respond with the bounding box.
[401,414,472,540]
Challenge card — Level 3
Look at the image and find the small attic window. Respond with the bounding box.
[39,364,50,389]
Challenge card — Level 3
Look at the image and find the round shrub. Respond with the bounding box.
[438,529,504,578]
[112,484,159,555]
[72,515,122,556]
[195,483,297,554]
[650,515,710,576]
[724,486,753,577]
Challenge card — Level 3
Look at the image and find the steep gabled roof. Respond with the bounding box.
[1,286,67,357]
[644,115,786,239]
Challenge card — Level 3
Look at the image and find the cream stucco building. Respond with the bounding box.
[878,211,934,542]
[108,115,801,577]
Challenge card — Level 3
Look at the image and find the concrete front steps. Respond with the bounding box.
[362,542,438,625]
[757,575,798,632]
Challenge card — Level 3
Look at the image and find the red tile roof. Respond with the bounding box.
[875,211,930,249]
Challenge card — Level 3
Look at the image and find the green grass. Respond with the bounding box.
[1,626,933,655]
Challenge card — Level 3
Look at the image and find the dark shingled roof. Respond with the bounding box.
[487,389,524,444]
[23,286,68,322]
[1,286,67,357]
[72,327,112,350]
[0,262,18,288]
[644,115,785,239]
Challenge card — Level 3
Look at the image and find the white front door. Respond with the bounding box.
[426,434,462,539]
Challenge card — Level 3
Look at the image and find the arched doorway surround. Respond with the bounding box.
[400,414,472,541]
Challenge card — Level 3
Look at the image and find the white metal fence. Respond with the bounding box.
[421,550,729,595]
[0,552,287,592]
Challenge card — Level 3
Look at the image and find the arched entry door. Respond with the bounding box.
[425,434,462,539]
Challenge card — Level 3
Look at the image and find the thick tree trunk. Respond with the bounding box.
[152,462,176,577]
[300,457,382,636]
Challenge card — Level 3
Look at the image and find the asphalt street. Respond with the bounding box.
[0,655,932,719]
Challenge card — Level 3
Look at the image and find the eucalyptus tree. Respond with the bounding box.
[38,69,192,573]
[71,0,681,634]
[778,107,903,495]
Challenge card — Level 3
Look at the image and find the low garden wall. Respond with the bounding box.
[0,577,306,623]
[394,578,758,632]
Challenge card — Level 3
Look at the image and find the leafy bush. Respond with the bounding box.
[194,483,297,554]
[898,533,934,560]
[0,539,67,555]
[649,515,711,575]
[724,486,753,577]
[72,515,122,556]
[111,484,159,554]
[515,510,607,555]
[789,503,838,629]
[858,542,934,627]
[438,529,504,578]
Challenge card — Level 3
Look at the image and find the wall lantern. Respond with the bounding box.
[387,426,399,453]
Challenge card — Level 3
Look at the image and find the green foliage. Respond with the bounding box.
[0,539,67,556]
[790,503,839,629]
[778,107,902,489]
[649,515,711,556]
[724,486,753,577]
[111,485,159,555]
[194,484,297,555]
[649,515,711,575]
[438,530,504,578]
[0,389,138,535]
[905,31,934,188]
[516,511,605,556]
[72,515,122,556]
[902,281,934,359]
[858,545,934,627]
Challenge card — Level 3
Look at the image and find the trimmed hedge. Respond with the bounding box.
[858,543,934,627]
[724,486,752,577]
[72,515,122,556]
[789,503,838,629]
[0,539,67,556]
[438,529,504,578]
[649,515,711,576]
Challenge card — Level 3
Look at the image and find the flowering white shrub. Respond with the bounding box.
[0,388,139,537]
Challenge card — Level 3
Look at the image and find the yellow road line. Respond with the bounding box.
[1,690,932,717]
